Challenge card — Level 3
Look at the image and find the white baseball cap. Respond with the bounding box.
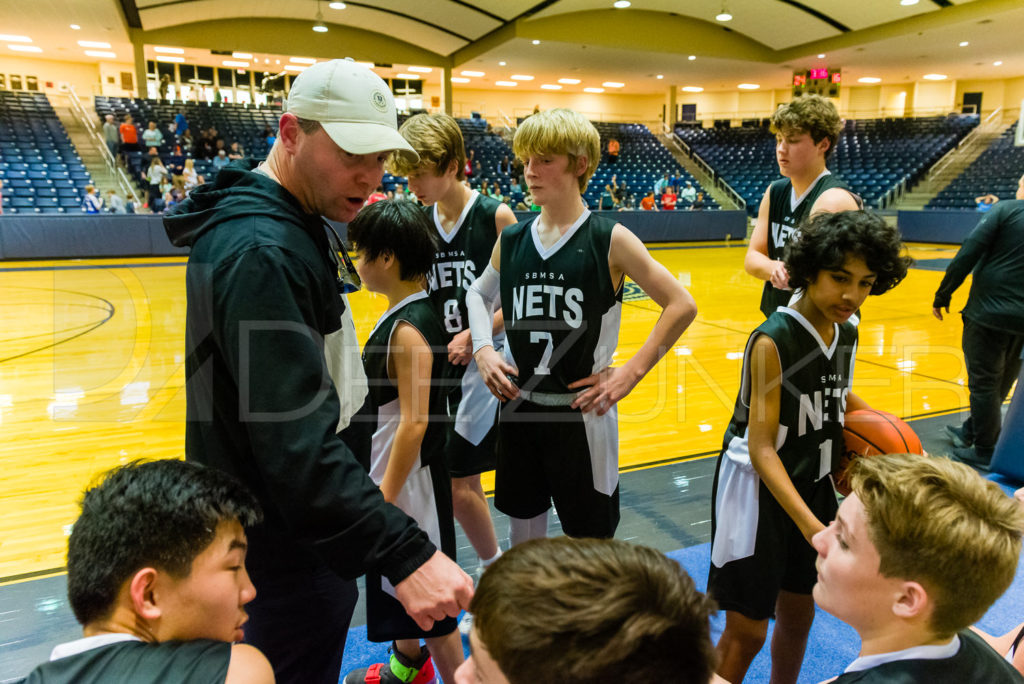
[287,59,418,163]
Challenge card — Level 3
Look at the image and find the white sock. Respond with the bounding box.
[509,511,548,547]
[480,547,502,568]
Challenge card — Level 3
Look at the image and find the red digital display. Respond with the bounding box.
[831,72,842,84]
[793,74,806,87]
[809,68,828,80]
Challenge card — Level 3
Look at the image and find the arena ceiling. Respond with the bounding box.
[3,0,1023,94]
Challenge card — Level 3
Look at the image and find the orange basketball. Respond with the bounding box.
[834,409,924,495]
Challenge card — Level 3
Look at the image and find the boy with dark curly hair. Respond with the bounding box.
[709,210,912,684]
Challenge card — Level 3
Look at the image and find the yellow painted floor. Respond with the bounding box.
[0,242,970,581]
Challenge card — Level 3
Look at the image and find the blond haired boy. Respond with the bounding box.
[466,108,697,544]
[390,113,517,629]
[813,453,1024,682]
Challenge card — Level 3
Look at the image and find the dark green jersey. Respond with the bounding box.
[499,211,623,394]
[721,307,858,485]
[425,192,501,336]
[761,174,859,317]
[345,292,449,476]
[24,639,230,684]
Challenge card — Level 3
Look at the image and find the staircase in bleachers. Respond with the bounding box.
[675,114,978,214]
[926,120,1023,209]
[0,91,93,215]
[94,96,282,204]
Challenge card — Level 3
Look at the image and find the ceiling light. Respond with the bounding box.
[959,41,969,47]
[817,53,826,58]
[329,1,346,7]
[656,74,664,79]
[858,77,882,83]
[994,61,1003,66]
[313,4,328,33]
[84,50,117,58]
[77,40,111,49]
[69,24,81,30]
[156,55,185,63]
[462,70,485,77]
[395,73,422,79]
[232,52,253,59]
[602,82,624,88]
[223,60,250,68]
[688,55,696,61]
[353,61,375,69]
[0,34,33,43]
[558,78,581,84]
[407,66,432,73]
[511,74,534,81]
[154,46,184,54]
[923,73,947,80]
[9,45,42,53]
[290,57,317,64]
[716,4,732,21]
[285,65,308,72]
[738,83,760,89]
[900,0,919,5]
[584,87,605,93]
[451,77,470,83]
[541,84,562,90]
[614,0,631,7]
[532,40,540,45]
[499,61,506,66]
[682,86,703,92]
[496,81,517,86]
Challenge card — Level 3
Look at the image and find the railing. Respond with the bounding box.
[924,107,1003,190]
[68,87,142,206]
[660,123,745,211]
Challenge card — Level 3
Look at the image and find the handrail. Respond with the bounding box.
[661,123,745,211]
[925,108,1002,186]
[68,87,142,206]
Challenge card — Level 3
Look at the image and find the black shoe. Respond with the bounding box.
[950,446,992,471]
[343,643,436,684]
[945,423,972,449]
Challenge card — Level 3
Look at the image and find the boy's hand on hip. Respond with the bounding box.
[569,366,639,415]
[474,346,519,402]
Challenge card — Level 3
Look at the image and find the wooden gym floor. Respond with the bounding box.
[0,240,971,585]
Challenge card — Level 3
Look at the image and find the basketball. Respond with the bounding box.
[834,409,924,495]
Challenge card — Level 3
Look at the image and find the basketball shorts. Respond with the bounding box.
[708,469,837,621]
[494,397,620,539]
[443,355,499,478]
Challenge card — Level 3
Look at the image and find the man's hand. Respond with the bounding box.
[474,346,519,402]
[394,551,474,631]
[447,329,473,366]
[933,306,949,321]
[569,366,640,415]
[769,260,791,291]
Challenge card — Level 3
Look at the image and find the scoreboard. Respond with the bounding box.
[793,68,841,98]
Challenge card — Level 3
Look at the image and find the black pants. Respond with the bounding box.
[244,564,358,684]
[962,317,1024,453]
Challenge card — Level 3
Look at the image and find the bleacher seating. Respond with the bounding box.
[0,91,92,214]
[675,114,978,214]
[926,120,1023,209]
[94,96,282,202]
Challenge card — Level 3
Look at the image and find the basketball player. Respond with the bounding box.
[24,459,273,683]
[813,453,1024,683]
[709,211,911,684]
[342,200,463,684]
[746,94,862,317]
[465,108,697,545]
[389,114,517,603]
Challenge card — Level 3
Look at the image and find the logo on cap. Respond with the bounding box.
[370,90,388,113]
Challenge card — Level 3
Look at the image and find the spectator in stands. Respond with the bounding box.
[365,186,387,205]
[102,114,119,160]
[655,172,669,196]
[680,180,697,206]
[261,125,275,147]
[180,129,194,155]
[175,111,188,137]
[474,159,483,176]
[661,185,677,211]
[394,182,410,200]
[119,114,139,159]
[512,157,524,181]
[690,191,706,211]
[182,158,203,194]
[509,177,522,196]
[142,121,164,149]
[228,141,245,160]
[147,156,169,210]
[454,537,721,684]
[933,172,1024,470]
[600,183,617,210]
[811,453,1023,683]
[81,185,103,214]
[22,459,274,684]
[106,190,126,214]
[641,190,658,211]
[496,155,512,175]
[976,193,1000,212]
[158,74,170,100]
[212,149,231,172]
[214,86,223,104]
[607,137,620,164]
[465,149,475,177]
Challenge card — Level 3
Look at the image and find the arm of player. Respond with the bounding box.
[845,391,870,414]
[226,644,275,684]
[570,225,697,415]
[446,205,518,365]
[809,187,861,215]
[378,322,432,504]
[747,335,826,545]
[467,242,519,401]
[745,188,789,290]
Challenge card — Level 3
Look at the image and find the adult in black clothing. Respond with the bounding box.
[164,59,473,684]
[933,172,1024,469]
